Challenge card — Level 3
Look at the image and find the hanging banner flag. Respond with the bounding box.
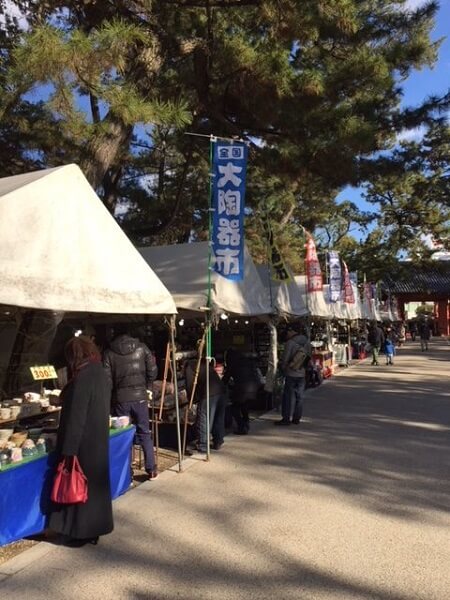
[364,282,372,303]
[327,251,341,303]
[211,140,248,281]
[342,261,355,304]
[260,212,291,282]
[305,237,323,292]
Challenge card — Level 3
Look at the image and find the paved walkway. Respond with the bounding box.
[1,341,449,599]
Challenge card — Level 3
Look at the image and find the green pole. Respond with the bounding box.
[205,137,214,461]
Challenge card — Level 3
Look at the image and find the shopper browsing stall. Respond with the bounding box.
[276,325,311,426]
[103,326,158,479]
[48,336,113,546]
[222,349,261,435]
[185,357,226,452]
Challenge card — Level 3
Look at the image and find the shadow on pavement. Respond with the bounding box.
[1,342,449,600]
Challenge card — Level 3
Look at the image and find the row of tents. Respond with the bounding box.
[0,164,397,323]
[0,163,400,467]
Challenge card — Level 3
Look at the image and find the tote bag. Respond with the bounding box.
[51,456,88,504]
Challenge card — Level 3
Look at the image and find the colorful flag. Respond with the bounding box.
[260,212,291,282]
[327,251,341,303]
[342,261,355,304]
[305,237,323,292]
[212,141,248,281]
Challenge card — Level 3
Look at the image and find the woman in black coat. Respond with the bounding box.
[48,336,113,545]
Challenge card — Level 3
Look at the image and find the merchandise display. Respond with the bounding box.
[0,389,63,469]
[0,426,135,546]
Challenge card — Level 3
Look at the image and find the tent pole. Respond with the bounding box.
[182,330,207,457]
[205,313,211,462]
[205,137,214,461]
[169,315,183,472]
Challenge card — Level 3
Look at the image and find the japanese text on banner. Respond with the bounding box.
[212,141,248,281]
[327,251,341,303]
[305,237,323,292]
[342,261,355,304]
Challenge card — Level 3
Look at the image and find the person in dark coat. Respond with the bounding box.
[222,349,260,434]
[48,336,113,546]
[368,322,385,366]
[103,326,158,478]
[418,318,431,351]
[185,358,226,452]
[408,320,418,342]
[277,326,311,426]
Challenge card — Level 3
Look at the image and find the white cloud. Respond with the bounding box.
[403,0,429,10]
[0,0,28,29]
[395,125,427,143]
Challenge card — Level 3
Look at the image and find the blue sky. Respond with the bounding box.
[337,0,450,214]
[5,0,448,221]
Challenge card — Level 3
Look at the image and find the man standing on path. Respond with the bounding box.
[103,325,158,479]
[418,317,432,351]
[368,321,385,366]
[276,325,311,426]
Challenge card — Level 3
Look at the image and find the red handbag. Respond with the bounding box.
[51,456,88,504]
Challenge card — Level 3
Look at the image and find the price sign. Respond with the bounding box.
[30,365,58,380]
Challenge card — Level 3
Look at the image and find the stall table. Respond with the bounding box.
[0,426,134,546]
[312,350,333,378]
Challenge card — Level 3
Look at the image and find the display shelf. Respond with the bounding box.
[0,425,133,472]
[0,407,61,427]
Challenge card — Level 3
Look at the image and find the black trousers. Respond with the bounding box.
[231,401,250,432]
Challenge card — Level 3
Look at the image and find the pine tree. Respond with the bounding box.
[2,0,447,226]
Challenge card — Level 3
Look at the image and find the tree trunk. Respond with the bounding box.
[4,310,64,395]
[81,114,132,210]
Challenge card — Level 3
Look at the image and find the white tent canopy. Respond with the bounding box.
[324,283,362,320]
[361,296,381,321]
[295,276,331,318]
[256,266,309,317]
[0,165,177,314]
[139,242,272,316]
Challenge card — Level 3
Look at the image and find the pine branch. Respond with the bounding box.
[159,0,260,6]
[126,142,195,237]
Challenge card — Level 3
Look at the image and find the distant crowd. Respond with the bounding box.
[367,316,433,366]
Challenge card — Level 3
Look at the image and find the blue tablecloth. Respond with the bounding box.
[0,426,135,546]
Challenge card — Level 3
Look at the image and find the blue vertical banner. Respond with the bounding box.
[212,140,248,281]
[327,251,342,303]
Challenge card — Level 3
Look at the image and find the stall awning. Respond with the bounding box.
[323,284,362,320]
[139,242,272,316]
[256,266,309,317]
[0,165,177,314]
[294,276,331,318]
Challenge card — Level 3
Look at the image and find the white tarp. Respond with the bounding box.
[324,283,362,320]
[139,242,272,316]
[0,165,177,314]
[295,276,331,318]
[379,305,394,322]
[361,296,381,321]
[256,266,309,317]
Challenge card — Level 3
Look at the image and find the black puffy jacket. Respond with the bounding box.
[103,335,157,404]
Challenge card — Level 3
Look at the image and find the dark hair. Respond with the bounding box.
[65,336,101,373]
